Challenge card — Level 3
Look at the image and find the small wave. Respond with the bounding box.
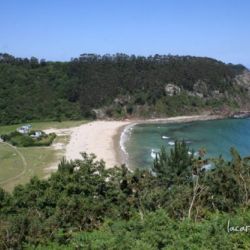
[151,149,160,159]
[168,141,175,146]
[188,151,199,156]
[120,123,136,165]
[161,135,169,139]
[151,150,157,159]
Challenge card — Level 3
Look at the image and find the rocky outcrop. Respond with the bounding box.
[211,90,223,98]
[234,70,250,91]
[186,91,204,98]
[165,83,181,96]
[193,80,208,97]
[114,95,131,105]
[230,111,250,119]
[92,108,106,119]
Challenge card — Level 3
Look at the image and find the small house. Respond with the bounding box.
[17,124,32,134]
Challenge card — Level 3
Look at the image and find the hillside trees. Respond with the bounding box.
[0,53,247,124]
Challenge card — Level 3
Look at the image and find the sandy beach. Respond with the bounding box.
[45,114,223,170]
[64,120,131,168]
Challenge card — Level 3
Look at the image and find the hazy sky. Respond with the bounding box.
[1,0,249,67]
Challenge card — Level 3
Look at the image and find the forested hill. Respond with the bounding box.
[0,53,250,125]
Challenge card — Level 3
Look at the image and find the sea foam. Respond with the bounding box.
[151,149,160,159]
[120,123,136,165]
[161,135,169,139]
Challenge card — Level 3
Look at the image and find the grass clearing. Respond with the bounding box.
[0,143,23,182]
[0,120,89,192]
[0,120,86,135]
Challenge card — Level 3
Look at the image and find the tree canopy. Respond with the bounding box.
[0,53,247,124]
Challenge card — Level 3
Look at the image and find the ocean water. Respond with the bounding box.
[123,118,250,169]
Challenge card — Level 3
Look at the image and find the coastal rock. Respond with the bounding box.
[234,70,250,91]
[231,111,250,119]
[193,80,208,97]
[211,90,223,98]
[165,83,181,96]
[114,95,131,105]
[92,108,106,119]
[187,91,204,98]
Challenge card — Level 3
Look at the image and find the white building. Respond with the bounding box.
[31,131,42,139]
[17,124,32,134]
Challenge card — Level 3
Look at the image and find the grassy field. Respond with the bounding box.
[0,120,85,135]
[0,120,88,192]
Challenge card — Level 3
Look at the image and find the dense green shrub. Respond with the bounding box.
[1,131,56,147]
[10,134,34,147]
[28,210,250,250]
[0,145,249,249]
[33,133,56,146]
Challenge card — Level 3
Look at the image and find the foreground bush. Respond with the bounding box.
[0,143,250,249]
[1,131,56,147]
[28,210,250,250]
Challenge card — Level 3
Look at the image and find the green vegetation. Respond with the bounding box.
[0,142,249,249]
[0,53,248,124]
[1,131,56,147]
[28,210,250,250]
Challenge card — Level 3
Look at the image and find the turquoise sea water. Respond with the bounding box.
[124,118,250,169]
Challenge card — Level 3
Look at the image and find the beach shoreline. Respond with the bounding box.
[46,114,225,171]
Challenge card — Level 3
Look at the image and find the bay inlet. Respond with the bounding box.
[122,118,250,169]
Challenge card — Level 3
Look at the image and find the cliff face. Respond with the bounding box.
[184,69,250,99]
[234,70,250,91]
[231,70,250,111]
